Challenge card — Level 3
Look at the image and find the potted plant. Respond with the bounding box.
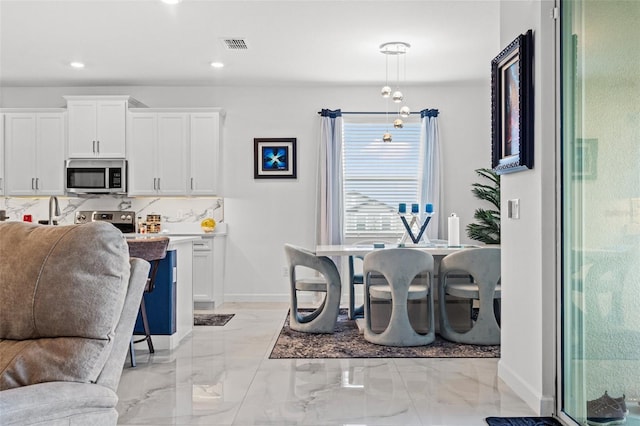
[466,168,500,244]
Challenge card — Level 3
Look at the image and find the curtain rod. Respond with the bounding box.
[316,111,422,115]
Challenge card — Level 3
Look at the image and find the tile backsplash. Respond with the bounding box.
[0,195,223,225]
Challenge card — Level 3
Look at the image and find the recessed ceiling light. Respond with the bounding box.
[210,62,224,69]
[161,0,182,4]
[70,62,85,69]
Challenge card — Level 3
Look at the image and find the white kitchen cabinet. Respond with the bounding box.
[65,95,143,158]
[193,230,227,310]
[189,112,222,196]
[193,238,215,307]
[4,111,65,196]
[128,112,188,196]
[0,114,4,195]
[128,108,223,197]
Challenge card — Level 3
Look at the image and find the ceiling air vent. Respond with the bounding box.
[222,38,248,50]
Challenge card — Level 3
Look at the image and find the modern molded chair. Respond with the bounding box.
[363,248,436,346]
[347,239,396,320]
[126,236,170,366]
[284,244,342,333]
[438,247,501,345]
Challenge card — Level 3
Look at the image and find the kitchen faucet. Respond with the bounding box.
[49,196,60,225]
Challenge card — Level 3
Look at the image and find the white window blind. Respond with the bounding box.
[342,120,422,237]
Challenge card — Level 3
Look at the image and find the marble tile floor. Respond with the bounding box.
[117,302,536,426]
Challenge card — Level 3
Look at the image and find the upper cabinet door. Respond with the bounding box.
[189,112,221,196]
[95,100,126,157]
[127,112,158,196]
[5,114,37,195]
[67,100,97,157]
[35,113,65,195]
[67,97,127,158]
[156,113,188,195]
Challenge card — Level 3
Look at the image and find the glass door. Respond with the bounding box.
[561,1,640,425]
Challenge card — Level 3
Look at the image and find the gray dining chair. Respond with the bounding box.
[284,244,342,333]
[437,247,501,345]
[347,239,396,320]
[363,248,436,346]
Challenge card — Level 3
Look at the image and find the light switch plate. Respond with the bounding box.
[508,199,520,219]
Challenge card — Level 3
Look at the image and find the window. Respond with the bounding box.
[342,119,422,238]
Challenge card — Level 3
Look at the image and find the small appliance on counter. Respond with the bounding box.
[136,213,162,234]
[74,210,136,233]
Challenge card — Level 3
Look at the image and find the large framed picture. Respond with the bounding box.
[254,138,297,179]
[491,29,534,174]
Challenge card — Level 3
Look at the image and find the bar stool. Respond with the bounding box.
[127,236,170,367]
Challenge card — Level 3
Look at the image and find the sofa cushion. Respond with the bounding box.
[0,222,131,390]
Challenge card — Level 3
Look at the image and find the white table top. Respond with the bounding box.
[315,242,480,257]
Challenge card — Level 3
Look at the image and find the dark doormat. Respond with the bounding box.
[269,309,500,359]
[485,417,562,426]
[194,313,235,326]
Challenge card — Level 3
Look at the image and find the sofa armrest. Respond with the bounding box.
[95,257,150,391]
[0,381,118,426]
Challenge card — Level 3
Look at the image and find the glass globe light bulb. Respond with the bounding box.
[393,118,404,129]
[381,86,392,98]
[400,106,411,117]
[383,133,392,143]
[392,91,403,103]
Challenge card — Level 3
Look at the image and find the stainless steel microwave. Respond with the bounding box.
[65,159,127,194]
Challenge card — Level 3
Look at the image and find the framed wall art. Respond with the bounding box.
[491,29,534,174]
[254,138,297,179]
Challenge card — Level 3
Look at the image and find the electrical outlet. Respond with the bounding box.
[282,266,289,277]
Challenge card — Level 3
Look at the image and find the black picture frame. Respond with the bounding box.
[254,138,297,179]
[491,29,534,174]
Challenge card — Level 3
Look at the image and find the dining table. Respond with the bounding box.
[315,241,482,332]
[315,240,480,258]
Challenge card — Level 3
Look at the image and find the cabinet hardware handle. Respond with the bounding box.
[153,178,157,190]
[157,178,160,190]
[191,177,194,190]
[92,140,96,153]
[31,178,35,190]
[0,177,3,190]
[36,178,39,190]
[97,140,100,154]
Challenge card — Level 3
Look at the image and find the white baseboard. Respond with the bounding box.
[498,359,555,415]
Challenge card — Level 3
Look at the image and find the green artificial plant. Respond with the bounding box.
[465,168,501,244]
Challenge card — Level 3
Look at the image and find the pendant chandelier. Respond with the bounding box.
[380,41,411,142]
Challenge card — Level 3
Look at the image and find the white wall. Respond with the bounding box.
[1,81,492,303]
[497,0,557,416]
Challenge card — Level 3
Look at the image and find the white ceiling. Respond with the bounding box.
[0,0,500,87]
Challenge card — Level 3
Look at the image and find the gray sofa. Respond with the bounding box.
[0,221,150,426]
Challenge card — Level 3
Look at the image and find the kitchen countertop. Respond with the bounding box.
[151,222,228,237]
[123,234,202,247]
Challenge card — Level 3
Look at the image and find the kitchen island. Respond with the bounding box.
[126,235,201,351]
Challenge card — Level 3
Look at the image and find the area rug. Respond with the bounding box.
[269,309,500,359]
[485,417,562,426]
[194,313,235,326]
